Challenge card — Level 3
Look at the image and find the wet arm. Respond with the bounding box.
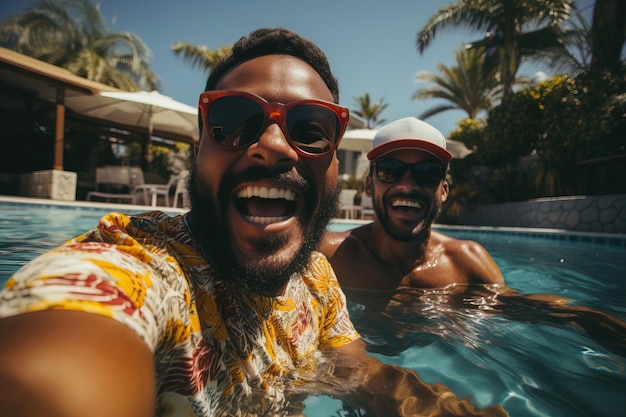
[327,339,508,417]
[499,290,626,355]
[0,310,155,417]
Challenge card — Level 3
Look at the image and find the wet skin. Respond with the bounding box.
[369,149,446,242]
[322,149,505,290]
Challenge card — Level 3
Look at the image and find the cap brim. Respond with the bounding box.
[367,139,452,162]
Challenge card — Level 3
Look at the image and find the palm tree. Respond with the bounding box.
[413,46,500,120]
[589,0,625,73]
[417,0,574,97]
[0,0,158,91]
[537,11,594,76]
[352,93,388,129]
[171,42,232,73]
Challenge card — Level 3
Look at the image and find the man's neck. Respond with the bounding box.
[369,222,432,274]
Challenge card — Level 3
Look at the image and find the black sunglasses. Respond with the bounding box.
[371,159,448,186]
[199,90,349,157]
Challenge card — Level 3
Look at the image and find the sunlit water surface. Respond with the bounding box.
[1,201,625,416]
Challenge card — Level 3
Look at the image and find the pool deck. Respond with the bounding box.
[3,195,626,247]
[0,195,188,214]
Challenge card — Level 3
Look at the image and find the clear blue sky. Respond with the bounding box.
[1,0,594,136]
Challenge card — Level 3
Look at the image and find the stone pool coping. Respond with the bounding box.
[330,219,626,247]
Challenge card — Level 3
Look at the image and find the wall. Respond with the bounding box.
[457,194,626,234]
[20,170,77,201]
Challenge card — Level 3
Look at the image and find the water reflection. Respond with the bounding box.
[342,285,626,416]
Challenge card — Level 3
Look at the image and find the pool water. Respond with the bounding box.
[0,202,151,282]
[324,226,626,417]
[1,200,625,416]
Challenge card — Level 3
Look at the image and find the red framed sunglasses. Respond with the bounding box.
[198,90,349,157]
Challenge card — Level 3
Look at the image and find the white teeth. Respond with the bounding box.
[237,186,296,224]
[391,200,423,209]
[246,215,289,224]
[237,186,296,201]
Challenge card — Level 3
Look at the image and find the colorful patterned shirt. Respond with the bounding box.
[0,211,359,416]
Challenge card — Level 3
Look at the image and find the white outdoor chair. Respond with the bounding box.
[339,189,358,219]
[86,166,143,204]
[171,171,189,208]
[134,170,189,207]
[359,194,375,220]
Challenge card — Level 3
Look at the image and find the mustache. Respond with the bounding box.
[223,165,311,193]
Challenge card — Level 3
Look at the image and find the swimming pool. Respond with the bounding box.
[325,223,626,417]
[1,197,625,416]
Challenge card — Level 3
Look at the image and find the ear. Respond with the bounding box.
[365,174,373,196]
[440,180,449,202]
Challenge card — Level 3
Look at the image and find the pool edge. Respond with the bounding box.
[3,195,625,246]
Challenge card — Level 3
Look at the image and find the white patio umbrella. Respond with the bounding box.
[339,128,474,159]
[338,128,377,153]
[447,139,474,159]
[65,90,199,141]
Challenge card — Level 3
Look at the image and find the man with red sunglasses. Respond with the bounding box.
[0,30,506,417]
[322,117,505,291]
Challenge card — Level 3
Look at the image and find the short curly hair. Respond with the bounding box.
[204,27,339,101]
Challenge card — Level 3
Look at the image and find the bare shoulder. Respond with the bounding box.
[435,230,488,254]
[320,225,379,288]
[320,230,351,257]
[0,310,155,417]
[434,231,505,285]
[320,224,371,259]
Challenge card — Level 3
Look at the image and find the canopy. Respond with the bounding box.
[338,129,377,153]
[65,90,199,141]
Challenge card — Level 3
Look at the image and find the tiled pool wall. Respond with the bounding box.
[457,194,626,235]
[435,224,626,247]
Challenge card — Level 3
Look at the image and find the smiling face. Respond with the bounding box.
[188,54,341,296]
[366,149,449,242]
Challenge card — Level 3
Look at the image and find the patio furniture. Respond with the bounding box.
[86,166,144,204]
[339,189,358,219]
[171,171,189,208]
[134,170,188,207]
[358,194,375,220]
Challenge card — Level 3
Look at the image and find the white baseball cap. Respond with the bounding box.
[367,117,452,162]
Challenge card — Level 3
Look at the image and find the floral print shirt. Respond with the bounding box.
[0,211,359,416]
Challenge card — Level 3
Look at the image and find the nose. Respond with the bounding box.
[395,168,421,191]
[247,119,299,165]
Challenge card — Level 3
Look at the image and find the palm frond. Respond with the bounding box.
[0,0,158,91]
[171,42,232,73]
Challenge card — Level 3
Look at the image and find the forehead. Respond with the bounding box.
[214,54,333,103]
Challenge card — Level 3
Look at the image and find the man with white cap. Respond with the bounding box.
[322,117,505,290]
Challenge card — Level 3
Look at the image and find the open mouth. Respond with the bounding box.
[235,185,298,224]
[390,199,424,212]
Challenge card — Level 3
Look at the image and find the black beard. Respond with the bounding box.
[187,163,340,297]
[373,189,440,243]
